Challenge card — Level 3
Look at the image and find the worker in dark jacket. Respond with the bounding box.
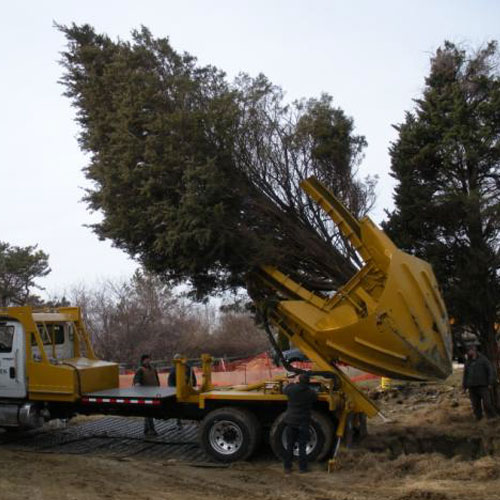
[283,373,317,473]
[462,345,496,420]
[167,354,197,388]
[133,354,161,435]
[167,354,197,429]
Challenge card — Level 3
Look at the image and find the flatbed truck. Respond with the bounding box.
[0,177,452,465]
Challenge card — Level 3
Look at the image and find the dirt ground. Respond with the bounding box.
[2,370,500,500]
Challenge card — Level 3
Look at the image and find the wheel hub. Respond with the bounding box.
[209,420,244,455]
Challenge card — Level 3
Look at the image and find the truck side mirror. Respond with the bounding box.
[9,367,15,379]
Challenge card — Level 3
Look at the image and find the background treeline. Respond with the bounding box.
[0,242,268,365]
[62,271,268,366]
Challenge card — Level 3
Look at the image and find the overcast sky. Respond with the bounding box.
[1,0,499,297]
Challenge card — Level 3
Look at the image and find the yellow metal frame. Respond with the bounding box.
[32,307,97,360]
[244,176,453,465]
[173,354,357,434]
[255,176,452,383]
[0,306,117,402]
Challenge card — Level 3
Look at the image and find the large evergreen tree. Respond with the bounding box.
[386,41,500,367]
[58,24,375,299]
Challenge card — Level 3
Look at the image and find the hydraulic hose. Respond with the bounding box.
[261,302,341,388]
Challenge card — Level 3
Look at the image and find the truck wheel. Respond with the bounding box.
[200,407,261,463]
[269,410,334,462]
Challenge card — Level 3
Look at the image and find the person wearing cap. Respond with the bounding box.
[282,373,317,473]
[133,354,161,435]
[462,345,496,420]
[167,354,197,387]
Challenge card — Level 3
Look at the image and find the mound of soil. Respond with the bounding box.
[359,369,500,461]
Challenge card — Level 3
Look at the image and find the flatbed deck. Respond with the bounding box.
[81,387,176,407]
[85,386,176,399]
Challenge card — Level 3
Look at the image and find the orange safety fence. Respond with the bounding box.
[119,366,379,388]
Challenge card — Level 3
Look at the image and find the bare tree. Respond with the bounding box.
[66,271,267,365]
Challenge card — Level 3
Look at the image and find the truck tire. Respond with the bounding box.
[269,410,334,462]
[200,407,262,463]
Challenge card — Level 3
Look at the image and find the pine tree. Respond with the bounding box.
[0,242,50,306]
[386,41,500,369]
[58,23,375,298]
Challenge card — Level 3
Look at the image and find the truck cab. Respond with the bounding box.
[0,307,118,429]
[0,319,27,399]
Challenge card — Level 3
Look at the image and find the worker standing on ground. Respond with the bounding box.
[133,354,161,435]
[168,354,197,429]
[462,345,496,420]
[283,373,317,473]
[167,353,197,387]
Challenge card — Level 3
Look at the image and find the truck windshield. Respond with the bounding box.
[0,324,14,353]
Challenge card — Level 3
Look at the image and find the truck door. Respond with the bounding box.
[0,320,27,398]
